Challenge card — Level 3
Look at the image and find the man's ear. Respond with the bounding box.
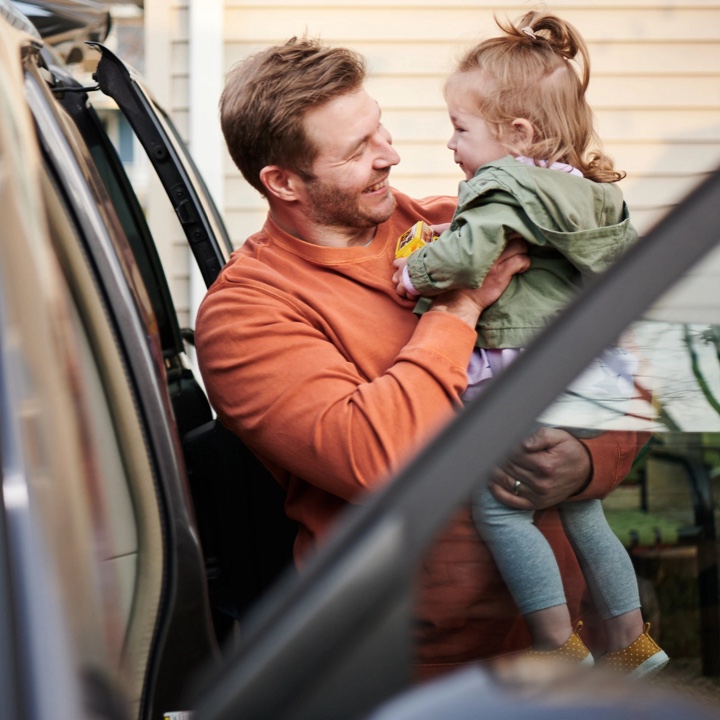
[259,165,304,201]
[511,118,535,147]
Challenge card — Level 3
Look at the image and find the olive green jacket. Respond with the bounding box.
[408,155,637,348]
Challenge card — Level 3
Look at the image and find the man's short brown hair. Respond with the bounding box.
[220,37,366,196]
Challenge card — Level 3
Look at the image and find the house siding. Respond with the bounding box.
[145,0,720,325]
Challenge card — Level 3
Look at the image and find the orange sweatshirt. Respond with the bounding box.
[195,189,644,675]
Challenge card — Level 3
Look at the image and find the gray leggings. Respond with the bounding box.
[472,485,640,619]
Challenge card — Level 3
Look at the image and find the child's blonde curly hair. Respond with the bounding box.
[450,10,624,183]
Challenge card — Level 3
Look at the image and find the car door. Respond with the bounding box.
[1,7,141,720]
[17,21,221,720]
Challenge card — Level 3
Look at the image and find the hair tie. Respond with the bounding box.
[521,26,537,39]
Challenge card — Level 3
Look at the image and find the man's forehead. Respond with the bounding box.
[304,89,381,152]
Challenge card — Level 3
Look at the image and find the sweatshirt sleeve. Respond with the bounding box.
[573,431,651,500]
[195,275,477,503]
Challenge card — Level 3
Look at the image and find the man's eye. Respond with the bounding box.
[348,144,367,161]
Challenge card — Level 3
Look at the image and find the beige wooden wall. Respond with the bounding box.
[145,0,720,327]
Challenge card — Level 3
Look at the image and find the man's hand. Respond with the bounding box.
[489,427,592,510]
[470,234,530,314]
[430,236,530,328]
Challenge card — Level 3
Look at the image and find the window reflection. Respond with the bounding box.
[539,322,720,434]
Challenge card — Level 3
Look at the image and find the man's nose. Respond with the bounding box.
[383,143,401,167]
[375,134,400,167]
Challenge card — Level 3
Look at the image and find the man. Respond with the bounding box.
[195,37,645,678]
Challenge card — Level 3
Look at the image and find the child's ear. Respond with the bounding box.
[511,118,535,147]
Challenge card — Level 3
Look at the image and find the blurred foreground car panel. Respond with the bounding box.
[0,8,127,720]
[2,1,219,718]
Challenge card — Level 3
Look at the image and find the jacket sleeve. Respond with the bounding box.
[406,194,538,296]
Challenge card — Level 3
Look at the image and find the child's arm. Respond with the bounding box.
[407,198,535,297]
[391,257,414,298]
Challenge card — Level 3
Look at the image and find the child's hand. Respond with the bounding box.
[430,222,450,235]
[392,257,411,298]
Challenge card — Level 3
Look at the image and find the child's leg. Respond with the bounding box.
[559,499,643,651]
[603,609,645,652]
[472,484,572,649]
[524,604,574,650]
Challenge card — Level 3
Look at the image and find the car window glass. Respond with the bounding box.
[40,158,165,717]
[413,242,720,705]
[82,102,183,355]
[531,322,720,435]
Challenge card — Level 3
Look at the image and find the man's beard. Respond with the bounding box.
[305,176,396,230]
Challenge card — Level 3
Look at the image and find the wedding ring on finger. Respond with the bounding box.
[512,479,522,496]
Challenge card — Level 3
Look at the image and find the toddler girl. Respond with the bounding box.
[393,10,668,677]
